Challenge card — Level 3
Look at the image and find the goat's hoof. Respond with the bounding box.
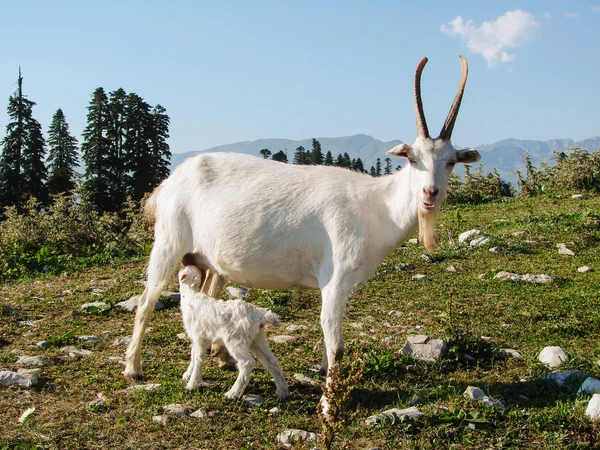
[276,386,289,400]
[224,390,241,400]
[182,372,191,382]
[123,366,142,381]
[186,381,201,391]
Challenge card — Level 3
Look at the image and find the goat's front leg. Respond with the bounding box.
[186,339,208,390]
[319,282,350,418]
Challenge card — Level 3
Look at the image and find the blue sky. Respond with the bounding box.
[0,1,598,153]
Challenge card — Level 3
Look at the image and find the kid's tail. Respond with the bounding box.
[258,308,280,326]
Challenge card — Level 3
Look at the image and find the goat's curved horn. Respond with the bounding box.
[414,57,430,139]
[439,55,468,141]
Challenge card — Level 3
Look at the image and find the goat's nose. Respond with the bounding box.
[423,187,439,197]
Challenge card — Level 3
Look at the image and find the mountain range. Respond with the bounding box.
[171,134,600,186]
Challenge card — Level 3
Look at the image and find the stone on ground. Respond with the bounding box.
[400,335,447,362]
[269,335,297,344]
[241,394,263,408]
[226,286,248,299]
[277,429,319,446]
[365,407,423,426]
[61,346,92,357]
[163,403,193,417]
[586,394,600,420]
[557,243,575,256]
[123,383,161,394]
[577,266,591,273]
[540,370,586,387]
[285,324,309,332]
[36,341,50,350]
[78,336,100,343]
[572,194,585,200]
[463,386,505,409]
[501,348,523,359]
[293,373,317,386]
[494,271,553,284]
[89,393,108,409]
[113,336,132,347]
[470,237,490,247]
[578,377,600,396]
[512,231,527,237]
[0,369,40,388]
[116,295,164,312]
[80,301,109,312]
[538,346,569,369]
[459,229,485,244]
[190,407,208,419]
[17,355,44,366]
[412,274,429,281]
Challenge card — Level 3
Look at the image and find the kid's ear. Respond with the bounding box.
[456,148,481,164]
[180,273,188,282]
[386,143,412,158]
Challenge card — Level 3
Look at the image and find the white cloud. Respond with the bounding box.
[591,5,600,13]
[565,12,579,18]
[440,10,541,67]
[543,11,551,19]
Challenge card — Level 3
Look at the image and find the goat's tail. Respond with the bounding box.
[143,186,162,224]
[258,308,280,327]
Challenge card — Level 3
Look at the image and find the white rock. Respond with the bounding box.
[494,271,553,284]
[365,407,423,426]
[459,229,485,243]
[269,335,297,344]
[293,373,317,386]
[18,407,36,424]
[0,369,39,388]
[190,407,208,419]
[152,415,167,425]
[17,355,44,366]
[557,243,575,256]
[277,429,319,446]
[572,194,585,200]
[578,377,600,396]
[512,231,527,237]
[420,253,433,262]
[17,319,43,327]
[116,295,164,312]
[163,403,193,417]
[112,336,132,347]
[285,324,309,332]
[538,346,569,369]
[400,336,447,361]
[446,265,457,272]
[501,348,522,359]
[241,394,263,408]
[89,393,108,408]
[389,310,402,317]
[36,341,50,350]
[80,301,109,311]
[463,386,505,409]
[478,274,486,280]
[176,332,189,341]
[489,246,503,253]
[269,407,281,415]
[540,370,586,387]
[61,346,92,357]
[407,334,429,345]
[123,383,161,394]
[78,336,100,343]
[160,291,180,301]
[412,274,429,281]
[577,266,591,273]
[586,394,600,420]
[407,238,419,245]
[470,237,490,247]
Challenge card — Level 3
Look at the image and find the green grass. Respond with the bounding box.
[1,195,600,449]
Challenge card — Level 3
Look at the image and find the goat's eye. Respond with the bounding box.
[446,161,456,168]
[408,159,416,166]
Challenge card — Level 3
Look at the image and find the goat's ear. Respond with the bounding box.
[456,149,481,164]
[180,273,188,283]
[387,143,412,158]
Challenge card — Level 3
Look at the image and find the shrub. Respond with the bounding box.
[446,164,514,205]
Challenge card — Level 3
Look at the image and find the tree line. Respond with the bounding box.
[0,69,171,217]
[258,138,399,175]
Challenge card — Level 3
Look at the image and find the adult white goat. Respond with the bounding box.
[124,56,481,408]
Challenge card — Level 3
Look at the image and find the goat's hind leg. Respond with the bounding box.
[124,238,183,380]
[251,330,288,399]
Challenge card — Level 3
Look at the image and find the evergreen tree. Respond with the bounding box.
[0,68,48,211]
[293,145,309,165]
[106,88,128,209]
[310,138,324,165]
[259,148,272,159]
[370,166,376,176]
[325,151,333,166]
[81,87,111,213]
[335,154,345,167]
[148,104,171,188]
[343,152,351,168]
[123,92,153,202]
[354,157,365,173]
[375,158,382,177]
[47,108,79,195]
[384,157,392,175]
[271,150,288,163]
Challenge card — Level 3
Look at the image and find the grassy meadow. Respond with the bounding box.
[1,194,600,449]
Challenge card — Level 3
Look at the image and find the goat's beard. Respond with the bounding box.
[418,209,438,254]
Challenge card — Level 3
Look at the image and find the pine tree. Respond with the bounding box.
[375,158,382,177]
[47,108,79,195]
[0,68,48,211]
[343,152,351,168]
[81,87,111,213]
[325,151,333,165]
[310,138,324,165]
[106,88,128,209]
[384,157,392,175]
[370,166,376,176]
[271,150,288,163]
[293,145,309,165]
[123,92,153,202]
[148,104,171,188]
[355,158,365,173]
[259,148,271,159]
[335,154,345,167]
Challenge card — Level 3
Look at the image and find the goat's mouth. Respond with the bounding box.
[421,200,437,211]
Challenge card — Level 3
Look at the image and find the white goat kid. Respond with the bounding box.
[178,265,288,399]
[124,55,481,413]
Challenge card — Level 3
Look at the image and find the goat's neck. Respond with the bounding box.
[376,168,419,243]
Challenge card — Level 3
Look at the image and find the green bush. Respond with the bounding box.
[446,164,514,205]
[0,190,153,279]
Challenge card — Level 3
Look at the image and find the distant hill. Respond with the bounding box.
[171,134,600,186]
